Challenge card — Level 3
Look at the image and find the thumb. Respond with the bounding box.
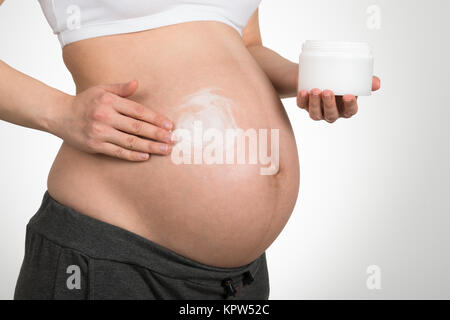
[102,79,138,98]
[372,76,381,92]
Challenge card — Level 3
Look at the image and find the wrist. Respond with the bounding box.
[43,91,74,139]
[280,62,299,99]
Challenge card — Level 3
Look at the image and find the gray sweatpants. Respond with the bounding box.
[14,191,270,300]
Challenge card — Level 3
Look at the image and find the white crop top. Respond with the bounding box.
[38,0,262,47]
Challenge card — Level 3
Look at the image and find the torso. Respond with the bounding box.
[47,21,300,267]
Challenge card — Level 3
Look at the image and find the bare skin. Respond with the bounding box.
[0,6,380,267]
[45,21,300,267]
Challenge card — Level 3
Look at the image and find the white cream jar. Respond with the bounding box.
[298,41,374,96]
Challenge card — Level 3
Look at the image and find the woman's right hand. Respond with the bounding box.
[57,80,175,161]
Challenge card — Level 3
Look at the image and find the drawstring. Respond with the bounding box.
[222,270,254,298]
[222,278,237,298]
[242,271,254,286]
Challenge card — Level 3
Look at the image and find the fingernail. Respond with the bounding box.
[160,144,169,153]
[165,132,176,143]
[323,92,331,99]
[343,95,354,102]
[140,153,149,160]
[163,121,173,130]
[172,133,180,142]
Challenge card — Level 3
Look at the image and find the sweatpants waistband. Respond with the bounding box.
[27,191,265,287]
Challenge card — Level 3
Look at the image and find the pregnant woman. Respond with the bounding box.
[0,0,380,299]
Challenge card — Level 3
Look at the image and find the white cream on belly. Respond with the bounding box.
[171,88,279,175]
[171,88,239,164]
[175,88,238,134]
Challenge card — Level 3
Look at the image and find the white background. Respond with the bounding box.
[1,0,450,299]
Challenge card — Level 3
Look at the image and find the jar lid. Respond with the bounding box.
[302,40,373,55]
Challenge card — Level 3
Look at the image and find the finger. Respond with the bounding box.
[107,129,171,155]
[102,80,139,98]
[321,90,339,123]
[309,89,323,120]
[372,76,381,91]
[336,96,345,116]
[113,97,174,130]
[112,113,175,144]
[341,95,358,118]
[97,142,151,162]
[297,90,309,110]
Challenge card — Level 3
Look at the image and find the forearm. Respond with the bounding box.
[0,59,71,136]
[247,45,299,99]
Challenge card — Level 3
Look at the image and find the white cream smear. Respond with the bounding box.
[171,88,279,175]
[171,88,238,164]
[175,88,238,136]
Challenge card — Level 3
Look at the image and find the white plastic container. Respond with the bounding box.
[298,41,374,96]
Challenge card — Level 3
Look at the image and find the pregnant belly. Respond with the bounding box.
[48,22,300,267]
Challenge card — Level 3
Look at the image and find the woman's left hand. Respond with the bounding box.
[297,76,381,123]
